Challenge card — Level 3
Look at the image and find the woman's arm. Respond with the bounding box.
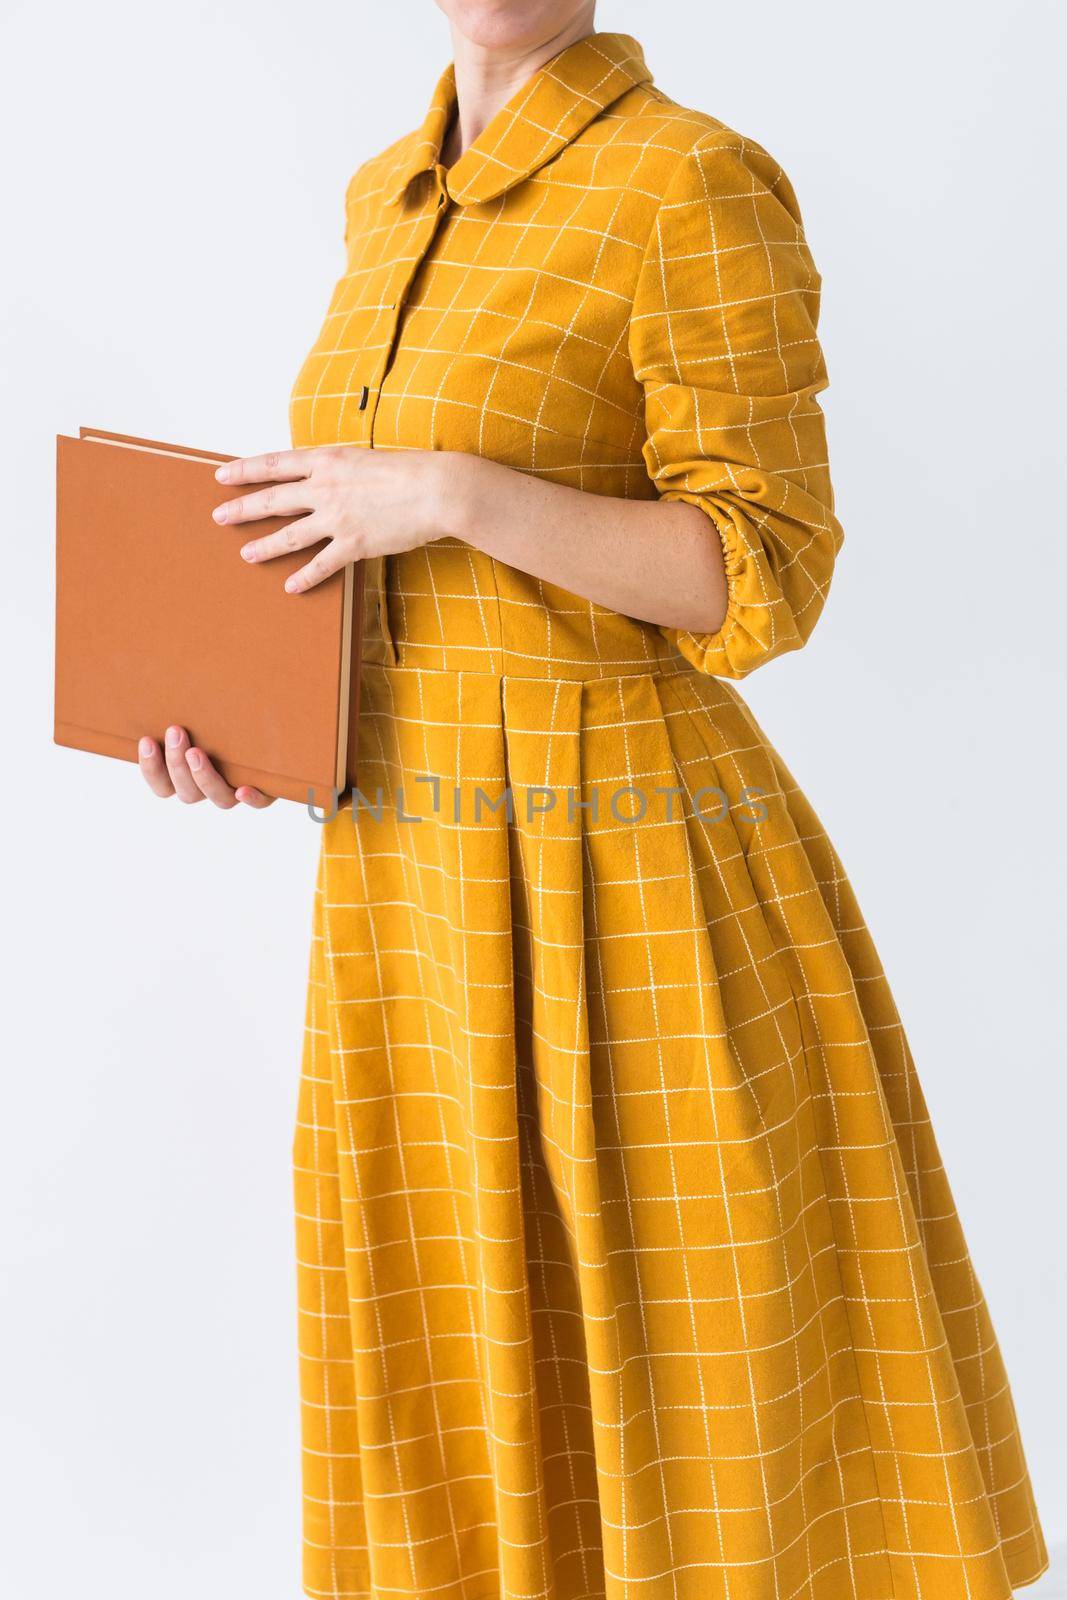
[211,444,729,637]
[448,452,728,637]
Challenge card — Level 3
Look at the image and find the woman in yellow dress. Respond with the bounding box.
[138,4,1048,1597]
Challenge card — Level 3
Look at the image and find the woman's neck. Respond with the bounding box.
[441,10,596,167]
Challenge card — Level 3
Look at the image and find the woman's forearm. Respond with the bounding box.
[445,452,729,637]
[211,444,729,635]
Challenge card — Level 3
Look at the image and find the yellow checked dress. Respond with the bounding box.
[287,31,1047,1600]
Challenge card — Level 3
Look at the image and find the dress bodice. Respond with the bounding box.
[288,29,842,683]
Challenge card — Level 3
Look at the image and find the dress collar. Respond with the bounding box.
[381,31,653,208]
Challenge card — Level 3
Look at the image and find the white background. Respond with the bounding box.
[1,0,1063,1592]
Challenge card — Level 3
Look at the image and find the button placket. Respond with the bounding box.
[362,171,453,666]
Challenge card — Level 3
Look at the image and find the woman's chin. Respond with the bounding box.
[433,0,592,54]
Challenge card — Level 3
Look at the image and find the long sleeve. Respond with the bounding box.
[628,129,844,678]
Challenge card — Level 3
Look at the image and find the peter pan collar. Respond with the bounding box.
[381,31,653,208]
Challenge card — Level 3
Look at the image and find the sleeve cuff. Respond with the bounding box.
[654,490,804,679]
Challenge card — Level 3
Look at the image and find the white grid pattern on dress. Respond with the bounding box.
[288,29,1047,1600]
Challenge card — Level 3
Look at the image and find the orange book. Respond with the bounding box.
[54,426,363,808]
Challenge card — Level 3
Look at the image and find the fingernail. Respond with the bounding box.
[186,748,202,771]
[241,545,255,561]
[212,505,228,523]
[285,577,299,594]
[215,464,230,482]
[166,726,182,748]
[139,737,154,759]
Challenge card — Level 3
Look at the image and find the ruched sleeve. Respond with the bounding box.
[628,130,844,678]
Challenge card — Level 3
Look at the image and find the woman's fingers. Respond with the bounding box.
[239,515,327,566]
[138,729,275,809]
[185,746,238,809]
[186,748,278,808]
[214,448,315,487]
[284,540,346,594]
[213,480,316,528]
[138,736,175,797]
[234,785,275,809]
[162,725,205,803]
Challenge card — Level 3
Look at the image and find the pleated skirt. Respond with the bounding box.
[292,658,1048,1600]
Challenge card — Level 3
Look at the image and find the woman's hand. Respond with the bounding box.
[138,726,275,809]
[212,445,458,593]
[137,443,458,808]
